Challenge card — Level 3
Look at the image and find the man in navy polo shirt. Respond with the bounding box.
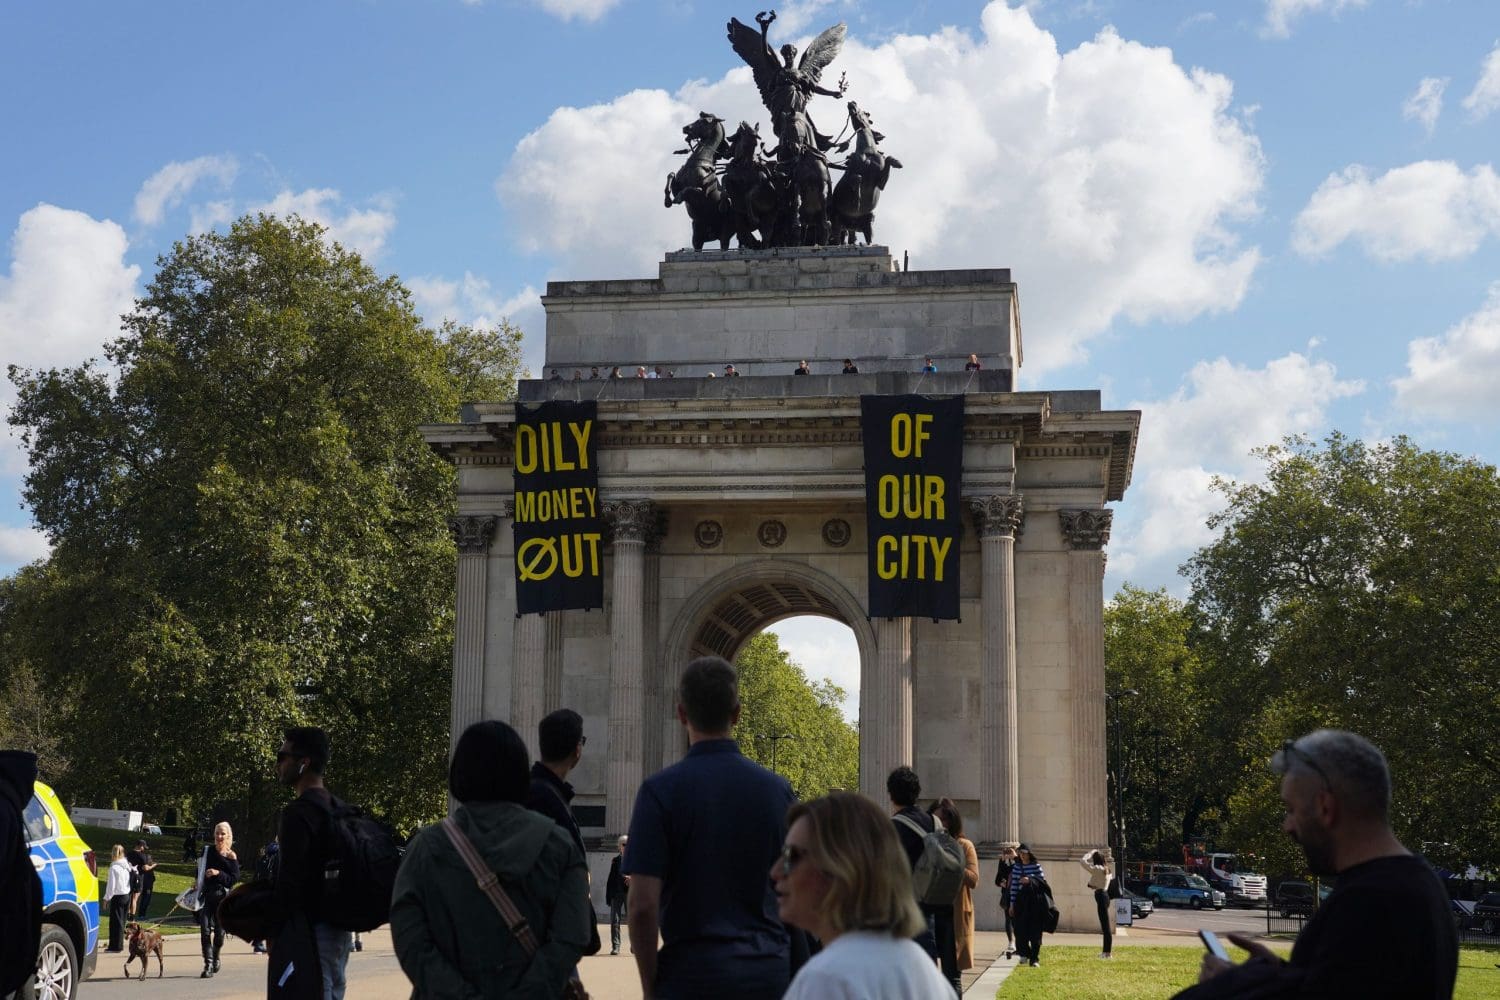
[624,655,796,1000]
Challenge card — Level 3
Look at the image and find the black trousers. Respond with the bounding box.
[108,894,128,951]
[1095,889,1113,954]
[930,906,960,989]
[198,893,226,962]
[134,888,153,918]
[1014,912,1043,963]
[1001,894,1013,947]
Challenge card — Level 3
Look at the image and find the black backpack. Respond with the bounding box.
[319,799,401,932]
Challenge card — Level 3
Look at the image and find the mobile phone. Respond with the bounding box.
[1199,929,1230,962]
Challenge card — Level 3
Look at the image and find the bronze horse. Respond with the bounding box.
[720,121,778,249]
[829,101,902,246]
[664,113,733,251]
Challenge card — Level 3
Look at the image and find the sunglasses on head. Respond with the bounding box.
[1281,739,1332,791]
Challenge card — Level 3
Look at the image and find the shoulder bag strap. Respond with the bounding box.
[893,813,927,839]
[440,818,541,955]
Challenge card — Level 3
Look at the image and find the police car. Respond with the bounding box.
[25,781,98,999]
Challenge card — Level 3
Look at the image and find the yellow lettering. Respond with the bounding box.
[549,422,575,471]
[584,487,597,517]
[924,475,945,520]
[515,425,538,473]
[569,421,591,470]
[929,535,952,581]
[890,413,911,457]
[877,535,899,579]
[914,413,931,458]
[877,475,898,518]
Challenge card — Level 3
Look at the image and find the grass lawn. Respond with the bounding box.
[994,944,1500,999]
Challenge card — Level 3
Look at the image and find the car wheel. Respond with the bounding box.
[1483,917,1497,936]
[1189,897,1203,910]
[31,924,78,1000]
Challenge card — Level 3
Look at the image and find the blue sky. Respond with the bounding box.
[3,1,1498,713]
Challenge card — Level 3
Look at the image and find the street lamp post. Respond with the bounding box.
[1106,689,1139,889]
[755,732,797,774]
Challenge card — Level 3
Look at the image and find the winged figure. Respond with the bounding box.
[727,10,847,153]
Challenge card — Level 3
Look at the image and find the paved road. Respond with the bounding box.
[1134,903,1280,938]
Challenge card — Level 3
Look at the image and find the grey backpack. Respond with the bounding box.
[894,813,966,906]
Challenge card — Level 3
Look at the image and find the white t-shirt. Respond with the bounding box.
[783,930,954,1000]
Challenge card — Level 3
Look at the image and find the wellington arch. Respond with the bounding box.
[422,245,1140,930]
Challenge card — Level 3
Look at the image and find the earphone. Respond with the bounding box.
[298,762,307,775]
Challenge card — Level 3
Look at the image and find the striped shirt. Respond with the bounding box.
[1009,860,1046,897]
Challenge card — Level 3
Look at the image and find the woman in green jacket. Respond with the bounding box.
[392,720,591,998]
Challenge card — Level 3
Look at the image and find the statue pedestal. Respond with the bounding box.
[540,246,1020,383]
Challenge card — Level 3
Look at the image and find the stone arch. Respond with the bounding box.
[662,558,876,677]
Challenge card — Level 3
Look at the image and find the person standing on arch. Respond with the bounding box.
[625,656,797,1000]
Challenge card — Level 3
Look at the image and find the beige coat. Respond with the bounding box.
[954,836,980,969]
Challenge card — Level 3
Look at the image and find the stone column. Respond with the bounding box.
[447,514,498,754]
[512,613,548,760]
[603,499,658,836]
[542,612,564,714]
[1062,508,1112,848]
[642,523,665,776]
[968,495,1024,846]
[861,617,914,803]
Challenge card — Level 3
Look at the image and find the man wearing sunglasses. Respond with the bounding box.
[1178,729,1457,999]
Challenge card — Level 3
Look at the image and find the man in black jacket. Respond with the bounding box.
[526,708,598,964]
[606,835,630,955]
[1,750,42,1000]
[269,726,349,1000]
[1180,730,1457,999]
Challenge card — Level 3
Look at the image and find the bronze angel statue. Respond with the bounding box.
[726,11,847,156]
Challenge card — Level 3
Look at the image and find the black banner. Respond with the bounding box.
[513,400,604,614]
[861,394,964,620]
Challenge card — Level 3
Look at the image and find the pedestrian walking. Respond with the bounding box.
[774,792,953,999]
[390,719,590,998]
[104,845,132,952]
[197,822,240,977]
[995,845,1017,957]
[1080,849,1113,958]
[606,835,630,955]
[932,799,979,974]
[1008,844,1047,967]
[127,839,157,919]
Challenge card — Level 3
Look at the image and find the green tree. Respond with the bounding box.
[1104,585,1215,865]
[5,214,523,837]
[734,631,859,798]
[1186,433,1500,870]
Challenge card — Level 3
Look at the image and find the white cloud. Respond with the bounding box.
[1261,0,1368,40]
[0,205,139,381]
[249,189,397,260]
[1402,77,1447,134]
[1461,41,1500,120]
[530,0,619,23]
[0,525,49,565]
[1108,353,1364,582]
[499,3,1265,373]
[409,273,545,376]
[1291,161,1500,262]
[766,1,850,36]
[1393,283,1500,422]
[133,155,238,227]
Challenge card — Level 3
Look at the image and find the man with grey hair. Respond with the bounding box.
[606,835,629,955]
[1178,729,1457,999]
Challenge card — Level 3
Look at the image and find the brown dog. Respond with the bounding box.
[124,922,164,980]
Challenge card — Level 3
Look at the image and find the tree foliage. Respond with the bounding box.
[734,631,859,799]
[1186,434,1500,871]
[3,214,524,837]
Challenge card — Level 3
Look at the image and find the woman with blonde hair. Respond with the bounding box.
[103,844,131,953]
[770,792,953,999]
[197,821,240,978]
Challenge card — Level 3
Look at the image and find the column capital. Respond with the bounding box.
[447,514,498,554]
[968,494,1025,539]
[604,499,662,544]
[1059,508,1113,550]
